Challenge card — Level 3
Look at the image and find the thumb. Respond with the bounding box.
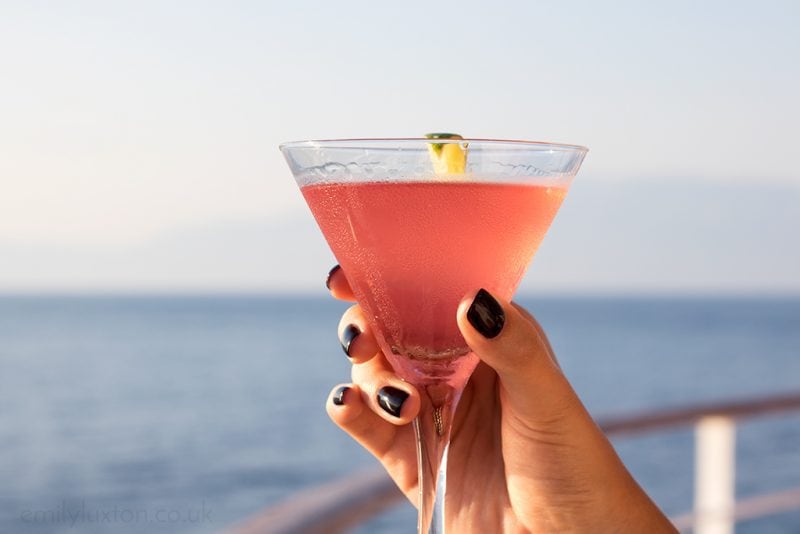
[457,289,674,531]
[456,288,579,425]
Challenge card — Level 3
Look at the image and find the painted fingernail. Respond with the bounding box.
[467,288,505,338]
[340,324,361,357]
[377,386,409,418]
[332,386,350,406]
[325,264,341,290]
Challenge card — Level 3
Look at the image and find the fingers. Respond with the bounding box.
[351,352,421,425]
[326,264,356,301]
[337,305,382,364]
[326,359,421,499]
[329,265,419,422]
[328,265,418,424]
[326,383,395,453]
[456,288,579,425]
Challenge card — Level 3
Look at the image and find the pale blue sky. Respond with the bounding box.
[0,1,798,293]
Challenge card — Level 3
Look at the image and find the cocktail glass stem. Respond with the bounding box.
[405,354,476,534]
[414,386,460,533]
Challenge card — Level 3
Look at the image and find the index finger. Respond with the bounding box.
[326,264,356,302]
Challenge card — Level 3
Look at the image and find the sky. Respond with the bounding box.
[0,1,798,294]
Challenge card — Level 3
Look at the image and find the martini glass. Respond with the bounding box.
[280,138,587,533]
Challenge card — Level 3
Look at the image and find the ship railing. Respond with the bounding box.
[228,391,800,534]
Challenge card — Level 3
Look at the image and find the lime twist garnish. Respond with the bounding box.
[425,133,468,175]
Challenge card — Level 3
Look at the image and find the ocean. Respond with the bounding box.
[0,296,798,533]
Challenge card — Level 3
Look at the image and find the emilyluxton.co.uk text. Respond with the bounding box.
[19,500,213,527]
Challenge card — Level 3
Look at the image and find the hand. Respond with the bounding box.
[325,265,676,533]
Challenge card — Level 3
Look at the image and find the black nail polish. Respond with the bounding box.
[467,288,505,338]
[325,264,341,290]
[333,386,349,406]
[377,386,409,418]
[340,324,361,357]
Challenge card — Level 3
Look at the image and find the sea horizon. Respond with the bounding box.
[2,290,800,300]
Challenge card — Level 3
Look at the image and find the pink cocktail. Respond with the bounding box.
[302,181,566,388]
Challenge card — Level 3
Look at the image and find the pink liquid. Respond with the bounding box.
[302,181,567,385]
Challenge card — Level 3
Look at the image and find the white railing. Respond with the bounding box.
[228,392,800,534]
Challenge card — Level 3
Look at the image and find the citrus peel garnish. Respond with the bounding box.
[425,133,468,175]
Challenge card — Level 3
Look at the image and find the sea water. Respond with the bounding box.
[0,296,798,533]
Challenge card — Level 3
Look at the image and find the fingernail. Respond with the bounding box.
[467,288,505,338]
[377,386,409,418]
[325,264,341,290]
[332,386,349,406]
[340,324,361,357]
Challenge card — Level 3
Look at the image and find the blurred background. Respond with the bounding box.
[0,1,798,532]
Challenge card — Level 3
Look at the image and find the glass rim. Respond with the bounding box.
[279,137,589,153]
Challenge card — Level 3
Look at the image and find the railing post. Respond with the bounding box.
[694,416,736,534]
